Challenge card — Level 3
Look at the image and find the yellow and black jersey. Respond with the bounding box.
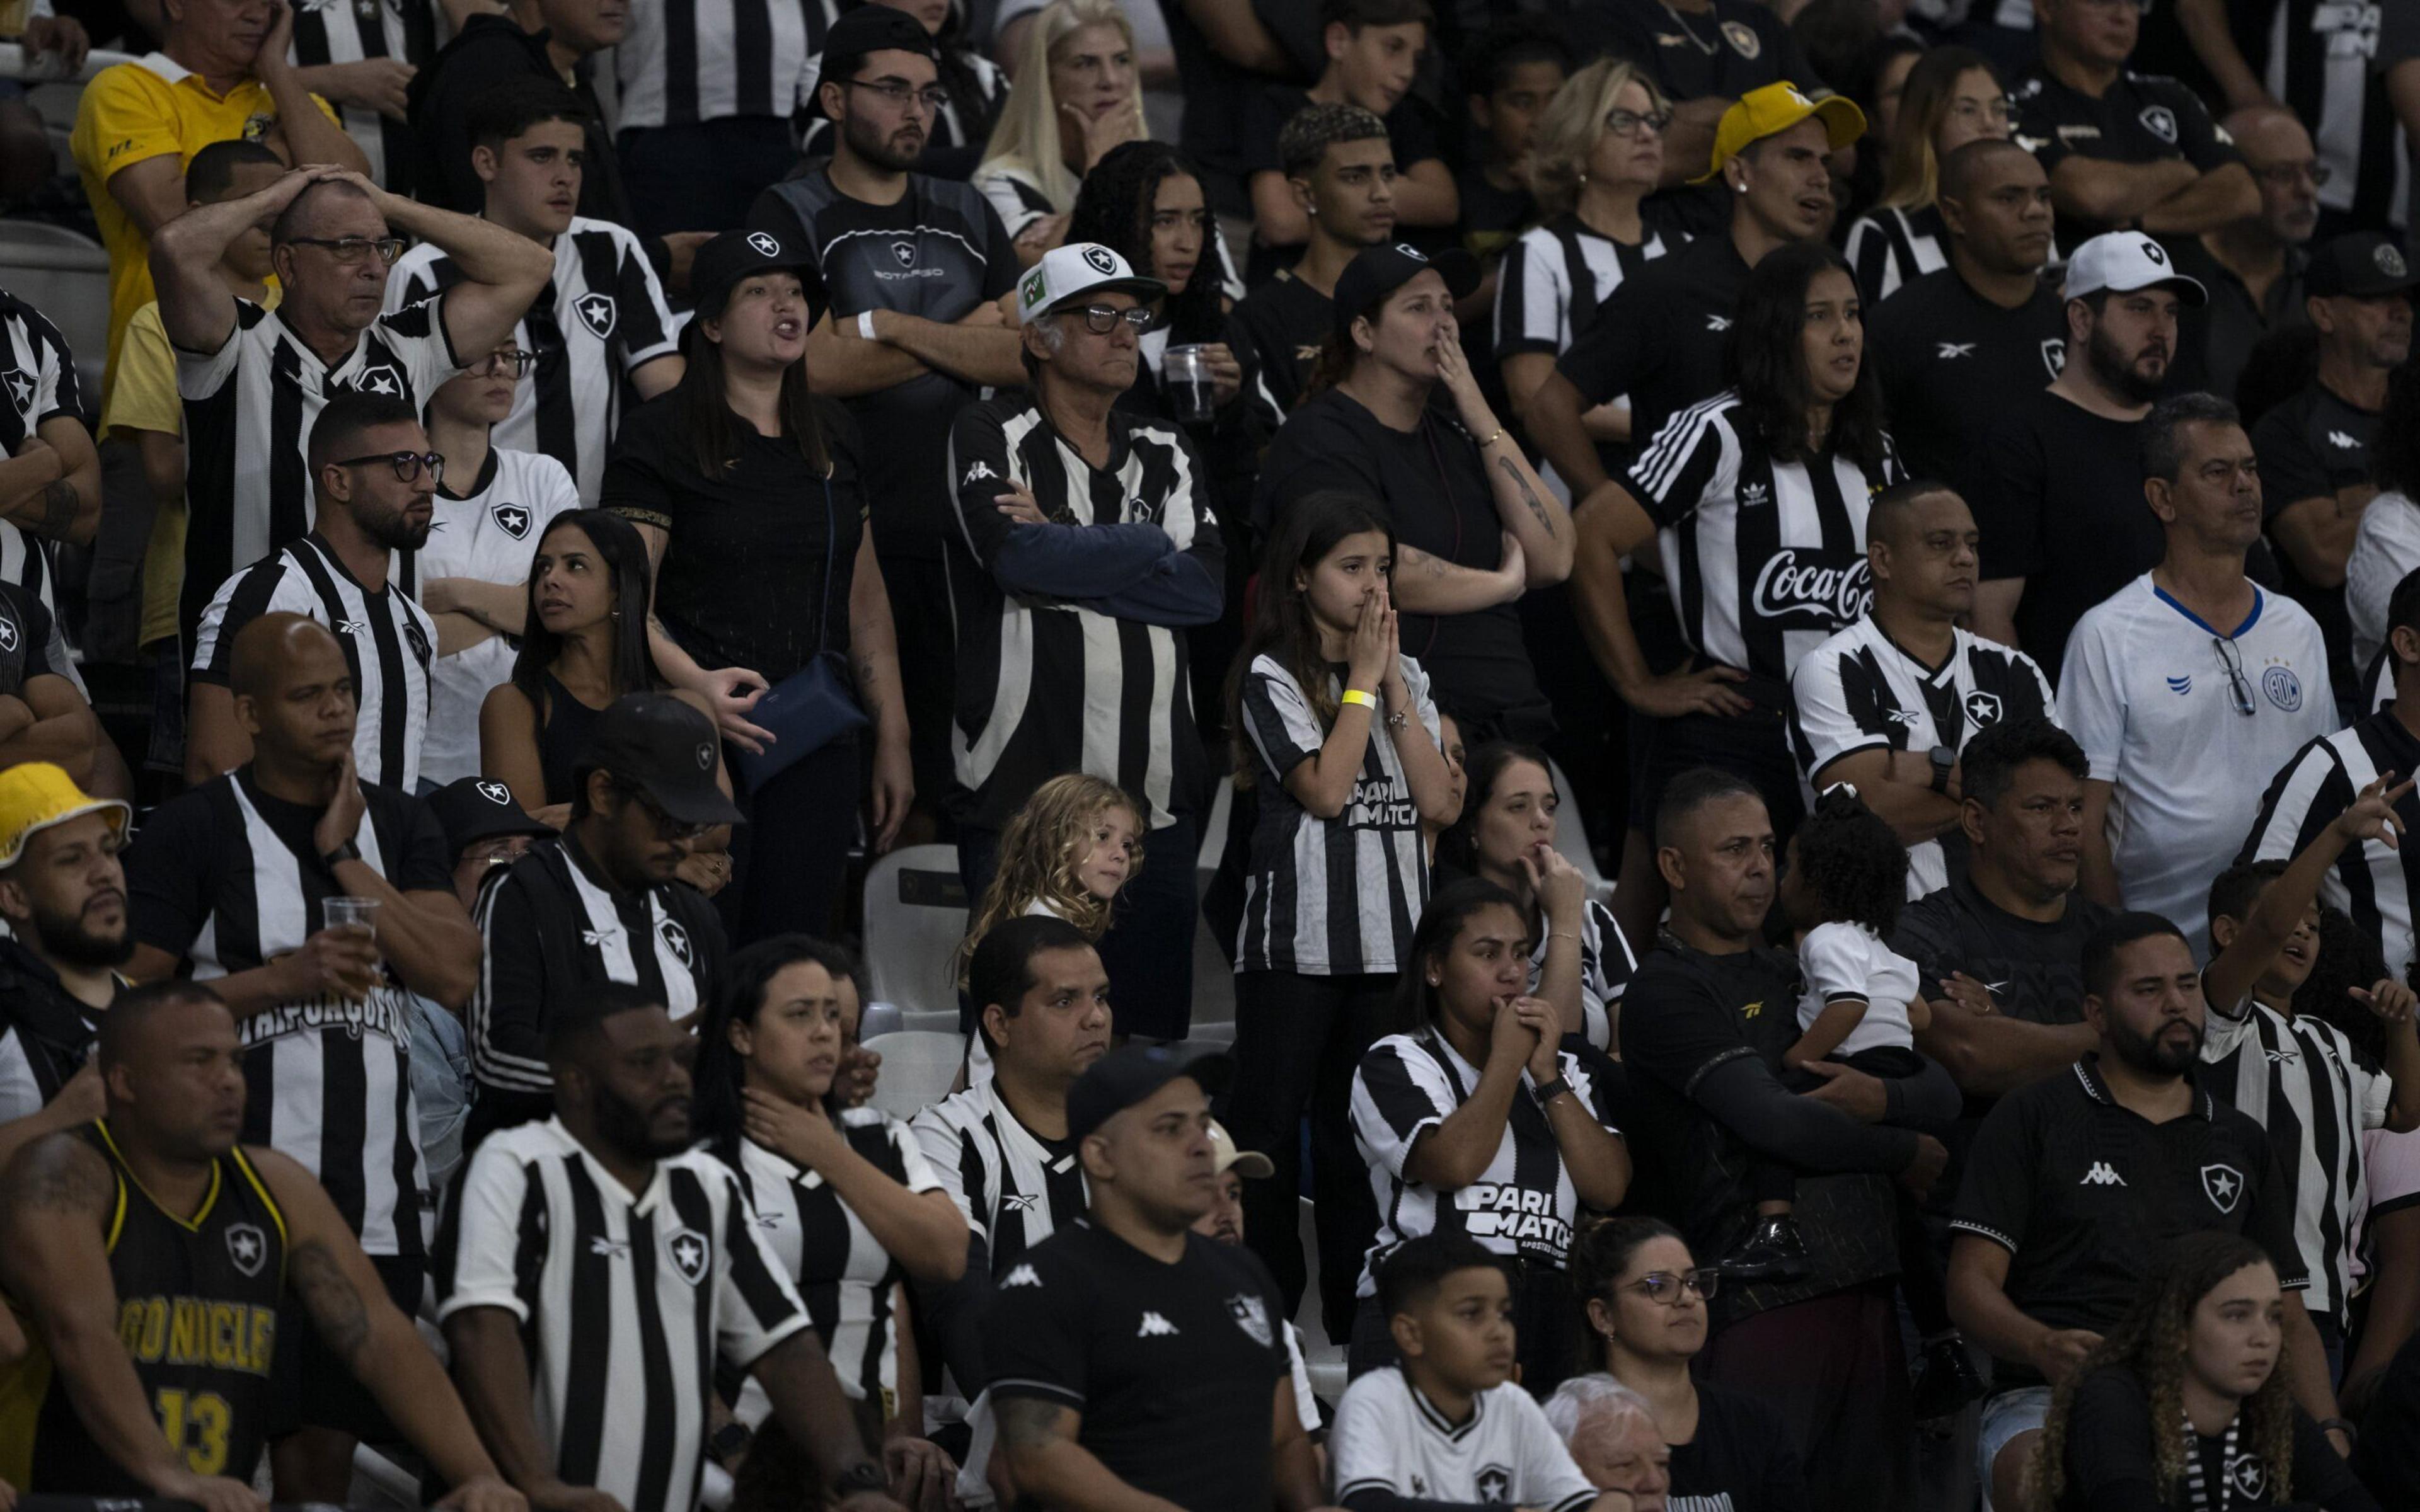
[0,1121,287,1494]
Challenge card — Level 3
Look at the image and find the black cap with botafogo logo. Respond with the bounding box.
[578,692,747,828]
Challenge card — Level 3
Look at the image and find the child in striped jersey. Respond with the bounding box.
[955,774,1143,1084]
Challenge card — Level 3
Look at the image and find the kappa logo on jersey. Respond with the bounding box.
[1738,480,1772,508]
[2139,104,2179,144]
[352,364,406,399]
[747,232,782,259]
[2202,1162,2244,1213]
[1475,1467,1514,1501]
[575,293,617,340]
[962,459,998,486]
[0,615,17,655]
[892,241,918,268]
[1001,1263,1042,1288]
[2329,430,2361,450]
[659,918,693,968]
[2262,665,2303,713]
[226,1222,269,1278]
[1706,314,1733,332]
[2081,1162,2126,1186]
[492,502,532,539]
[2167,674,2193,695]
[2,369,30,413]
[1935,342,1975,359]
[1136,1311,1180,1337]
[1083,246,1119,275]
[2041,338,2067,379]
[1749,551,1871,624]
[1964,690,2003,726]
[666,1227,711,1285]
[1455,1182,1570,1254]
[1226,1292,1273,1347]
[476,780,513,805]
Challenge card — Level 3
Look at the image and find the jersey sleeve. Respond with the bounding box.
[887,1116,947,1195]
[911,1107,987,1240]
[1494,230,1569,359]
[383,251,446,318]
[600,413,684,533]
[1349,1040,1459,1178]
[468,870,555,1096]
[175,299,261,402]
[1799,922,1874,1005]
[1554,281,1651,408]
[389,791,456,893]
[529,453,583,529]
[1843,215,1896,304]
[1239,658,1325,787]
[0,1031,45,1126]
[434,1143,546,1323]
[101,302,182,438]
[1509,1390,1603,1512]
[123,793,216,959]
[2366,1127,2420,1219]
[2164,80,2242,174]
[11,592,59,685]
[377,295,466,396]
[2239,735,2351,872]
[1326,1374,1414,1500]
[713,1167,814,1368]
[614,227,680,368]
[2245,1137,2312,1289]
[1787,640,1891,781]
[1625,401,1735,530]
[982,1247,1092,1410]
[1948,1089,2039,1254]
[188,560,302,684]
[974,193,1021,303]
[2254,404,2332,513]
[1620,960,1763,1098]
[1576,900,1636,1054]
[2054,613,2128,784]
[945,402,1020,568]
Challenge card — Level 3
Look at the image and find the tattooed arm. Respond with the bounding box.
[1388,539,1529,616]
[994,1396,1186,1512]
[847,537,913,853]
[0,1131,265,1512]
[251,1148,522,1511]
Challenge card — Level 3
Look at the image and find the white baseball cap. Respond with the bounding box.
[2061,231,2208,307]
[1015,242,1165,326]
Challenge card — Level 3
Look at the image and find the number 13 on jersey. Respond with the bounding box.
[154,1387,231,1474]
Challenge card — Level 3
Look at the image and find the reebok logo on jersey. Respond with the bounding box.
[2081,1162,2126,1186]
[1001,1264,1042,1288]
[1705,315,1732,332]
[2203,1163,2244,1212]
[1002,1193,1040,1211]
[336,619,369,638]
[580,927,621,948]
[1935,342,1975,359]
[1137,1312,1180,1337]
[1885,708,1921,726]
[2329,430,2360,449]
[2265,1047,2301,1065]
[589,1235,631,1258]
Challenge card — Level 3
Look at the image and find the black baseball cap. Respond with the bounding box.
[1332,242,1481,336]
[688,227,826,325]
[1067,1044,1233,1143]
[427,776,553,856]
[821,4,939,115]
[579,692,746,828]
[2307,231,2419,298]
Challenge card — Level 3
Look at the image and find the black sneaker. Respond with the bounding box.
[1717,1215,1812,1281]
[1910,1338,1988,1421]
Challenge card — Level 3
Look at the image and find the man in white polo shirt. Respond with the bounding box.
[2060,391,2337,956]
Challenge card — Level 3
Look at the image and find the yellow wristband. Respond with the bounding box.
[1340,689,1378,709]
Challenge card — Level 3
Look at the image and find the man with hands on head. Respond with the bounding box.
[0,980,523,1512]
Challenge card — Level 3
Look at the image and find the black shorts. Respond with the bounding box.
[268,1252,425,1443]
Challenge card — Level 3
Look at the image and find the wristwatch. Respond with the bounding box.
[708,1420,752,1467]
[321,837,362,869]
[1533,1076,1574,1106]
[831,1461,889,1498]
[1927,745,1956,797]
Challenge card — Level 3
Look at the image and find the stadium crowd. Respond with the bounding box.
[0,0,2416,1504]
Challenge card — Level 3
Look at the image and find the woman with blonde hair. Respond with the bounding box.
[1494,55,1686,448]
[975,0,1151,265]
[1841,47,2012,301]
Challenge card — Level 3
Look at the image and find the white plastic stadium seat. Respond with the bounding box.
[1546,755,1616,909]
[855,1000,903,1041]
[860,1031,966,1121]
[0,220,108,403]
[861,844,969,1021]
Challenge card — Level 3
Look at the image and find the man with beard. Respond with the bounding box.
[749,5,1024,839]
[2060,393,2336,956]
[1971,233,2206,675]
[439,985,907,1512]
[186,393,442,790]
[0,764,132,1161]
[1947,913,2334,1512]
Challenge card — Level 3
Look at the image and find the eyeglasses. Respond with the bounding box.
[1063,304,1155,335]
[2211,635,2256,718]
[2253,159,2333,188]
[280,236,406,266]
[618,782,714,841]
[476,348,538,377]
[331,450,445,484]
[1605,108,1673,138]
[841,77,952,113]
[1947,96,2014,126]
[1622,1268,1719,1305]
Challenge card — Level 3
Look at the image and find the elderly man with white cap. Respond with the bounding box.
[944,243,1224,1047]
[0,762,133,1161]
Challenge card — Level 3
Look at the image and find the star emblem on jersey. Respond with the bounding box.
[492,502,532,539]
[2041,338,2067,379]
[405,618,431,665]
[1226,1293,1272,1346]
[892,241,917,268]
[2329,430,2360,449]
[2201,1162,2244,1213]
[3,370,30,412]
[666,1227,711,1285]
[1001,1263,1041,1288]
[226,1222,268,1277]
[747,232,782,258]
[659,918,693,968]
[476,780,512,805]
[575,293,618,340]
[1935,341,1975,359]
[1136,1311,1179,1337]
[2138,105,2179,144]
[2228,1452,2267,1499]
[1963,690,2003,726]
[355,367,403,398]
[0,616,17,655]
[1083,246,1119,275]
[1475,1467,1514,1501]
[2261,665,2303,713]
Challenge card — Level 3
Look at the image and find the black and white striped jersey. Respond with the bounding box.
[2202,995,2392,1324]
[437,1118,812,1512]
[125,767,452,1257]
[1530,898,1636,1054]
[2240,708,2420,981]
[417,447,581,785]
[613,0,826,129]
[389,219,678,505]
[1349,1030,1609,1295]
[943,394,1221,832]
[175,297,460,643]
[0,289,81,659]
[1787,614,2055,896]
[284,0,437,189]
[1233,652,1439,976]
[189,533,437,791]
[1842,203,1947,303]
[1627,391,1904,689]
[2264,0,2408,231]
[1492,213,1679,363]
[717,1114,945,1418]
[911,1080,1087,1276]
[0,940,102,1126]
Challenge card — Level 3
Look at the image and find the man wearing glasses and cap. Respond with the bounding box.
[945,243,1223,1047]
[466,692,737,1147]
[2058,392,2336,956]
[0,762,133,1164]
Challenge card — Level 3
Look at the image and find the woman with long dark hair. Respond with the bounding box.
[1257,243,1573,743]
[1347,876,1630,1390]
[1843,48,2012,302]
[2035,1232,2378,1510]
[693,935,969,1467]
[602,231,914,942]
[1066,141,1251,422]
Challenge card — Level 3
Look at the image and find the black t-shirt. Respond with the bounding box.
[0,579,61,698]
[1229,270,1332,425]
[1457,166,1537,265]
[2010,67,2244,247]
[601,389,866,684]
[1866,268,2068,499]
[1573,0,1819,105]
[1949,1054,2307,1390]
[986,1218,1290,1512]
[1553,231,1753,460]
[2255,380,2379,698]
[2350,1329,2420,1504]
[2059,1366,2380,1511]
[1667,1380,1811,1512]
[408,16,633,226]
[1893,874,2114,1037]
[1970,392,2162,680]
[1257,388,1548,738]
[1160,0,1308,198]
